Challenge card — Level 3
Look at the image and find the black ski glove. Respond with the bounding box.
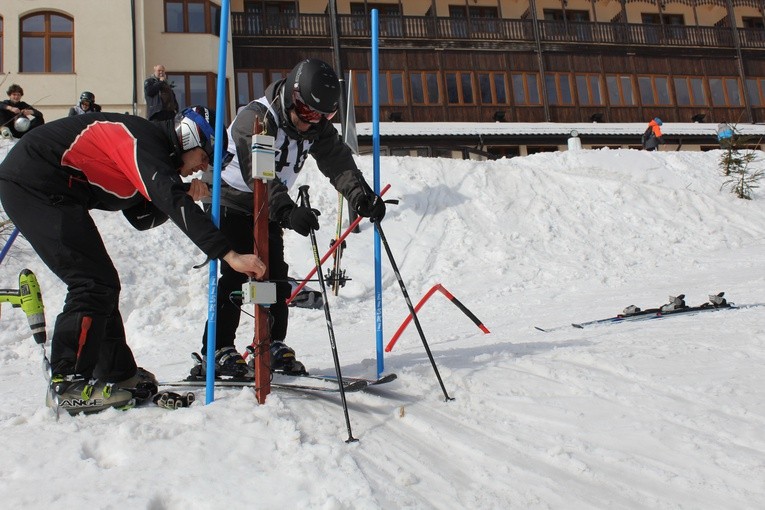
[286,206,320,236]
[355,193,386,222]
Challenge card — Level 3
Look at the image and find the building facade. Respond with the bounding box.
[2,1,764,155]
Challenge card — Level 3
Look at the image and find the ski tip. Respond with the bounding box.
[534,326,547,332]
[572,323,584,329]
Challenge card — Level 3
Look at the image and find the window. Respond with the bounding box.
[445,72,475,104]
[410,72,441,105]
[746,78,765,106]
[351,3,401,35]
[743,17,765,29]
[236,70,265,108]
[165,0,222,35]
[478,72,508,105]
[449,6,499,38]
[20,13,73,73]
[606,75,636,105]
[511,73,541,105]
[638,76,671,105]
[709,77,742,106]
[673,77,706,106]
[545,73,574,105]
[575,74,604,105]
[351,70,370,105]
[379,71,406,105]
[167,72,227,114]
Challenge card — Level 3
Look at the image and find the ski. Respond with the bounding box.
[158,377,368,393]
[277,371,397,387]
[536,293,748,332]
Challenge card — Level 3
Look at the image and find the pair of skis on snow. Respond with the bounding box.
[159,371,398,395]
[535,292,748,332]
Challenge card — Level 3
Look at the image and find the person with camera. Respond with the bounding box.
[144,64,179,121]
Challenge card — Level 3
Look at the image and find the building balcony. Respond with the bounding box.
[231,13,762,51]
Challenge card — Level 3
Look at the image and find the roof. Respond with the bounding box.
[354,122,765,139]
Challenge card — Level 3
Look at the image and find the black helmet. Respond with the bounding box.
[80,91,95,103]
[173,106,228,161]
[283,58,339,123]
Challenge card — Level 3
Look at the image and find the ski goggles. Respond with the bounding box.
[292,90,337,124]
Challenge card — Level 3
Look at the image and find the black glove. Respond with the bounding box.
[355,193,386,221]
[287,206,320,236]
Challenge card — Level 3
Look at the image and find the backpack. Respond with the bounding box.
[641,126,653,145]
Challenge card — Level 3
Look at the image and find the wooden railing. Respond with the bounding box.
[231,12,762,50]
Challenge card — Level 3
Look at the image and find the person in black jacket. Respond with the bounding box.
[68,91,102,116]
[0,107,266,415]
[193,58,385,379]
[144,64,179,121]
[0,84,45,138]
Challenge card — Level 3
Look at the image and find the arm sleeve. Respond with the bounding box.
[122,200,169,231]
[310,123,370,210]
[144,78,161,98]
[127,137,233,260]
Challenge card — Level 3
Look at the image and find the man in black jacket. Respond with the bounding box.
[194,58,385,378]
[144,64,179,121]
[0,107,266,414]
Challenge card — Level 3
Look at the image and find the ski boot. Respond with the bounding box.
[114,367,159,403]
[47,375,136,416]
[270,341,308,376]
[188,346,253,380]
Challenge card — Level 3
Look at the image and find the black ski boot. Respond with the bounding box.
[270,341,307,375]
[189,347,253,380]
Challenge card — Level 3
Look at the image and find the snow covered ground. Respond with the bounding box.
[1,144,764,509]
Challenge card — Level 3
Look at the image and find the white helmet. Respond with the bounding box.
[14,116,31,133]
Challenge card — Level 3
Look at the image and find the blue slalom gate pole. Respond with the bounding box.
[205,0,231,403]
[371,10,384,378]
[0,227,20,265]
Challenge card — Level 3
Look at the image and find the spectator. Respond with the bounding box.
[0,84,45,138]
[717,122,735,149]
[68,91,102,116]
[642,117,664,151]
[144,64,179,121]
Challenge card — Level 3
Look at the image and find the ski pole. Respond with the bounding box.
[286,183,391,304]
[0,227,20,265]
[298,185,357,443]
[373,220,454,402]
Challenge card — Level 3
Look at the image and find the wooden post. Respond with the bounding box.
[252,176,271,403]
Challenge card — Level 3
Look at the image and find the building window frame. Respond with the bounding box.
[709,77,742,107]
[606,74,636,106]
[409,71,442,105]
[638,75,672,106]
[165,0,222,35]
[511,73,541,105]
[545,72,574,105]
[445,71,476,105]
[575,74,605,105]
[20,12,74,73]
[478,72,509,105]
[166,71,229,116]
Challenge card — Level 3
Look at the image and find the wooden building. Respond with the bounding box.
[230,0,765,155]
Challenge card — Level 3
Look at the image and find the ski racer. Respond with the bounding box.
[0,107,267,415]
[193,58,386,379]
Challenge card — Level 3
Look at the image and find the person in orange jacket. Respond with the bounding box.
[642,117,664,151]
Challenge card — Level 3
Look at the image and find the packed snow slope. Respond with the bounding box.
[1,147,764,509]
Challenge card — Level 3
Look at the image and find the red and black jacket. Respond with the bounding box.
[0,112,231,260]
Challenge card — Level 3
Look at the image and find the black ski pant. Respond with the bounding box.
[0,179,137,382]
[201,206,290,353]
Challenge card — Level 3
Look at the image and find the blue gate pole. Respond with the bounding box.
[205,0,231,403]
[371,9,384,378]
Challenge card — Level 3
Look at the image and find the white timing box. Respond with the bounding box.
[251,134,275,181]
[242,280,277,305]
